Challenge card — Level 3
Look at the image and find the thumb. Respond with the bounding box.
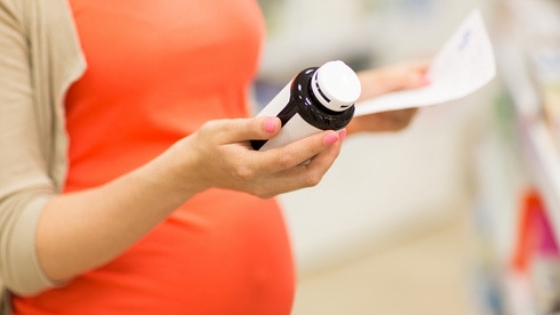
[214,116,281,144]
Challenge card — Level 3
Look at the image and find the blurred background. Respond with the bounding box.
[253,0,560,314]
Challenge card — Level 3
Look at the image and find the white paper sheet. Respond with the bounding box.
[354,9,496,116]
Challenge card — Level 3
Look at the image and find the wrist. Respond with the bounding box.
[146,138,209,202]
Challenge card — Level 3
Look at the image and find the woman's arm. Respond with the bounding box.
[36,118,344,283]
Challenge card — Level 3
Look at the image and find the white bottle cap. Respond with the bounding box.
[311,60,361,112]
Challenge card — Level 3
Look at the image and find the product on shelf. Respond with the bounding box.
[512,190,560,314]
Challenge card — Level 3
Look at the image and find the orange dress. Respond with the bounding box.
[12,0,295,314]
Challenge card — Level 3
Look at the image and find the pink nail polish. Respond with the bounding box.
[323,133,339,145]
[339,129,347,143]
[264,118,276,133]
[420,74,431,85]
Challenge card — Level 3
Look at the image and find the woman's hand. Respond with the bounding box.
[347,61,431,135]
[172,116,345,198]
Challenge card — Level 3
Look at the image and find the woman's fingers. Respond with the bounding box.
[382,60,430,89]
[254,129,341,174]
[200,116,281,145]
[357,60,431,101]
[250,137,343,198]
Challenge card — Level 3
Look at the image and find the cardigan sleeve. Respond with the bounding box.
[0,0,60,296]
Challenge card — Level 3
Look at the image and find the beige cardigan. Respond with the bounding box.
[0,0,86,300]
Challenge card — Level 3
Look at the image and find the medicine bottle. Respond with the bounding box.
[251,60,361,150]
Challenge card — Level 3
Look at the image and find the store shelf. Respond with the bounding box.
[500,52,560,248]
[520,121,560,240]
[474,0,560,315]
[496,36,541,120]
[497,0,560,252]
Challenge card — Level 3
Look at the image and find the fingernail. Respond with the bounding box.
[323,132,339,145]
[419,74,431,85]
[339,129,347,143]
[264,118,276,133]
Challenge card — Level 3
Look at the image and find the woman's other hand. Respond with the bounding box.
[171,117,345,199]
[347,61,431,134]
